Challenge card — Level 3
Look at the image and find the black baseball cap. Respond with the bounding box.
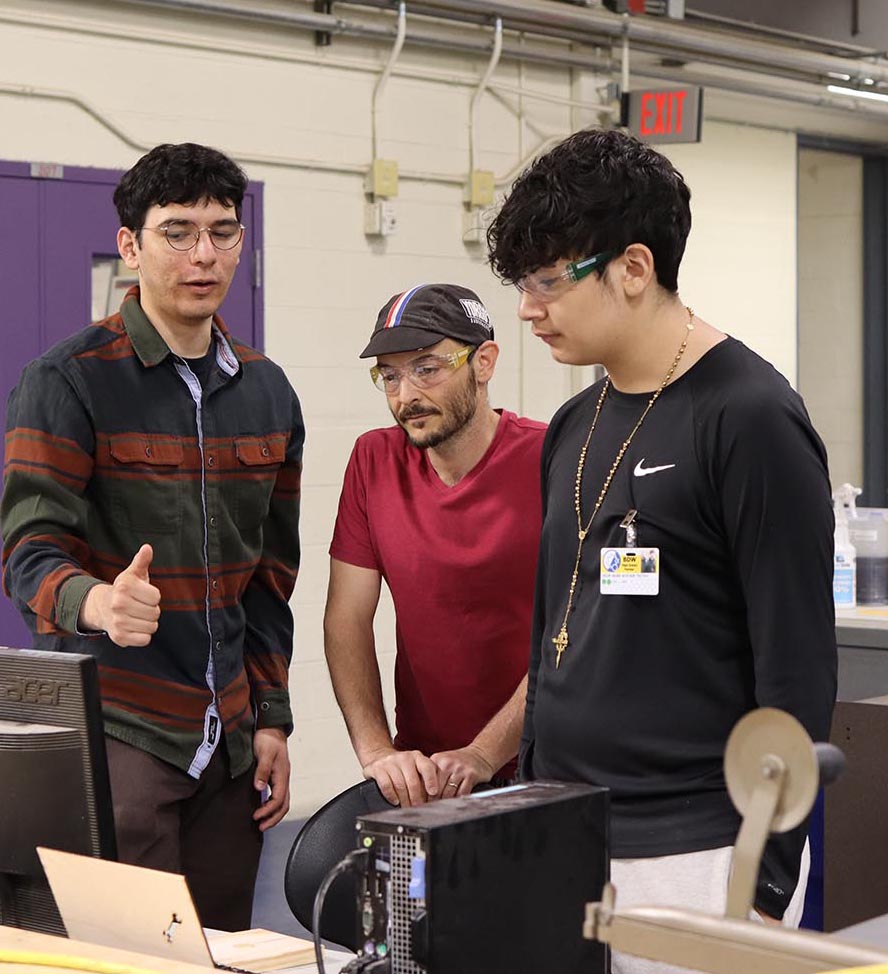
[360,283,495,359]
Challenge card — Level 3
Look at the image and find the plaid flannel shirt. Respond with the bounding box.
[1,287,303,777]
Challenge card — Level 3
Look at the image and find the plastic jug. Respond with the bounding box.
[832,484,857,611]
[848,506,888,605]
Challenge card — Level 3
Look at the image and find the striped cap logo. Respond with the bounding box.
[383,285,427,329]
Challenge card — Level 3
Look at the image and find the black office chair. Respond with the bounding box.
[284,779,392,950]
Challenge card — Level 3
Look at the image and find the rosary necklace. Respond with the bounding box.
[552,307,695,669]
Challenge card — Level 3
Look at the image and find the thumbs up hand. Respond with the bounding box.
[78,544,162,647]
[127,543,154,582]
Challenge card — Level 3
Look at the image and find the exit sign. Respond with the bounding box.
[622,86,703,144]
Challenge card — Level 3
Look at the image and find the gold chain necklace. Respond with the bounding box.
[552,306,695,669]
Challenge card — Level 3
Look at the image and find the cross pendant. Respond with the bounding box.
[552,627,569,668]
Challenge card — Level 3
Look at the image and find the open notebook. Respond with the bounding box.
[37,847,316,972]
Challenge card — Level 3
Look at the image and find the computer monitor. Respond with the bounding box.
[0,646,116,934]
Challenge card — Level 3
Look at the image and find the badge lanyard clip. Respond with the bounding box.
[619,509,638,547]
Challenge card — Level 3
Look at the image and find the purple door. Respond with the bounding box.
[0,161,265,648]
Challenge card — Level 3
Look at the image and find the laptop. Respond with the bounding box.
[37,847,316,971]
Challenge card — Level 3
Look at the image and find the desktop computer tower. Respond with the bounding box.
[353,780,609,974]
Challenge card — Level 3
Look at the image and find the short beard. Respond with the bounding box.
[396,369,478,450]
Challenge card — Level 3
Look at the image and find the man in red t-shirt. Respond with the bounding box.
[325,283,546,808]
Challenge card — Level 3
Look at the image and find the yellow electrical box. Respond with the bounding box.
[464,169,495,207]
[365,159,399,199]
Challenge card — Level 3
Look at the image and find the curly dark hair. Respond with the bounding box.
[113,143,247,237]
[487,128,691,293]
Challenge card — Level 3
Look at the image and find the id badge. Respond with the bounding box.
[600,547,660,596]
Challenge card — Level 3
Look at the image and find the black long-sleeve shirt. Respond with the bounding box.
[522,337,837,919]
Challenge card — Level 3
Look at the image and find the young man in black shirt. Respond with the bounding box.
[487,129,836,972]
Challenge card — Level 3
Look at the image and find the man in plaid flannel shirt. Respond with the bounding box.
[1,143,304,930]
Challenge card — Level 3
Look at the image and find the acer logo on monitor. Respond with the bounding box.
[0,676,69,706]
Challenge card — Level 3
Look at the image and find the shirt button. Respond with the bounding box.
[260,701,270,712]
[261,446,270,457]
[215,640,222,651]
[210,516,217,526]
[212,579,219,590]
[145,446,152,457]
[207,456,215,467]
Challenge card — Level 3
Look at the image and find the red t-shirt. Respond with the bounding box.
[330,410,546,776]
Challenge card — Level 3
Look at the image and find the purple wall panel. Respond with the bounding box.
[0,163,264,647]
[43,180,120,340]
[247,185,265,351]
[216,192,255,341]
[0,178,42,648]
[0,179,41,416]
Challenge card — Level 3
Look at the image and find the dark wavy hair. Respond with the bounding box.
[487,128,691,293]
[113,143,247,237]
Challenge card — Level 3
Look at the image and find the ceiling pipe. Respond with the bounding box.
[684,6,884,60]
[342,0,888,86]
[116,0,888,120]
[634,64,888,117]
[342,0,492,28]
[119,0,616,72]
[121,0,344,33]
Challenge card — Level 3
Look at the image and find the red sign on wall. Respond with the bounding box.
[622,85,703,144]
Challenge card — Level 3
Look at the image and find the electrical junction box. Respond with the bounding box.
[461,208,488,247]
[352,780,609,973]
[365,159,399,199]
[463,169,495,208]
[364,200,397,237]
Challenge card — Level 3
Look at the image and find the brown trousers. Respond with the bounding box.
[105,736,263,931]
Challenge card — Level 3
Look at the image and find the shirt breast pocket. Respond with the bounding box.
[234,435,285,532]
[108,435,185,534]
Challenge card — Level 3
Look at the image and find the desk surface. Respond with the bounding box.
[0,925,352,974]
[838,912,888,952]
[835,605,888,643]
[8,917,888,973]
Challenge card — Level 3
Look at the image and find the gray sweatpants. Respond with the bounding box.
[609,841,811,974]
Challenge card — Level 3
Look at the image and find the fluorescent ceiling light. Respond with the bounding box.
[827,83,888,103]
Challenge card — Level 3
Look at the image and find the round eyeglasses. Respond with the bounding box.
[137,222,245,252]
[370,346,475,395]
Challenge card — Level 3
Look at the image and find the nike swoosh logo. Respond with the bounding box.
[634,459,676,478]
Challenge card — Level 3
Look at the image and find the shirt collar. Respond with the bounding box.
[120,285,242,375]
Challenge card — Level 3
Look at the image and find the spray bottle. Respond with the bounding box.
[833,483,860,612]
